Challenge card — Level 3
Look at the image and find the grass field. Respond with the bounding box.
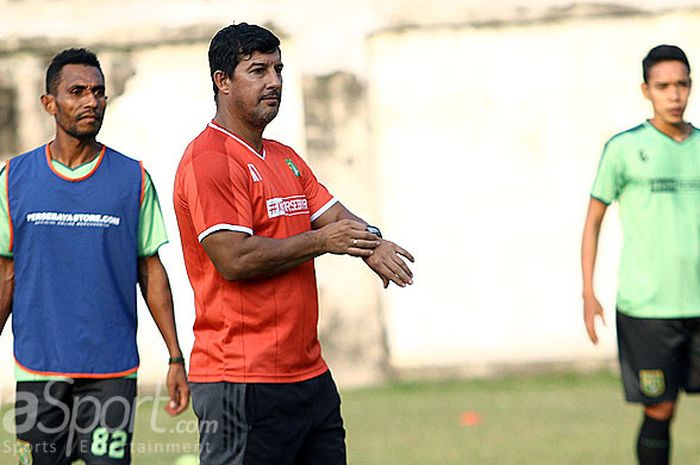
[2,371,700,464]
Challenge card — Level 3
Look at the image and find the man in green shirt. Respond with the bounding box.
[582,45,700,465]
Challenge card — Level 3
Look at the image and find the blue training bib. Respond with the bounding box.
[9,144,142,376]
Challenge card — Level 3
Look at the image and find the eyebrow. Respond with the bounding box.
[246,60,283,68]
[654,79,689,85]
[67,83,106,90]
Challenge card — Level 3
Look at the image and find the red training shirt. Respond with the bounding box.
[174,121,337,383]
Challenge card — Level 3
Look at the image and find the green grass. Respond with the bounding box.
[3,371,700,464]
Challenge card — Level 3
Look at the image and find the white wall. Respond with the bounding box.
[3,4,700,401]
[2,0,700,76]
[368,11,700,369]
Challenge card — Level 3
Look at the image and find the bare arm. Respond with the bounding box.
[0,257,13,335]
[138,253,189,415]
[311,201,366,228]
[581,197,608,344]
[314,202,415,288]
[201,218,380,281]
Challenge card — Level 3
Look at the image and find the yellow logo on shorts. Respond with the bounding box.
[640,370,665,397]
[16,439,32,465]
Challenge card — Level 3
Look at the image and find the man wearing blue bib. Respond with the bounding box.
[0,48,190,465]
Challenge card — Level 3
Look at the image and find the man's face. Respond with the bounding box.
[228,49,283,129]
[642,60,691,126]
[42,64,106,139]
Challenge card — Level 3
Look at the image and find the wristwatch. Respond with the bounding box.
[366,225,382,238]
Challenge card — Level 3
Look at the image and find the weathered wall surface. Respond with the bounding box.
[2,1,700,401]
[304,72,390,384]
[0,21,388,399]
[368,9,700,373]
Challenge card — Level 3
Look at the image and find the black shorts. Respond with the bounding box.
[190,370,346,465]
[15,378,137,465]
[617,311,700,404]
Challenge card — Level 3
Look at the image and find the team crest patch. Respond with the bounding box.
[285,159,301,177]
[640,370,665,398]
[16,439,32,465]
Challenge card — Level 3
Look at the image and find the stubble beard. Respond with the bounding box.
[65,124,102,140]
[250,103,280,129]
[57,112,104,141]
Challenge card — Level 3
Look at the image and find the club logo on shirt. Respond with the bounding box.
[266,195,309,219]
[640,369,665,397]
[639,149,649,163]
[26,211,121,228]
[285,159,301,177]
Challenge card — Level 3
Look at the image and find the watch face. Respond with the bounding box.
[366,225,382,238]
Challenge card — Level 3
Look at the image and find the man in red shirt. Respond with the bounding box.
[174,22,414,465]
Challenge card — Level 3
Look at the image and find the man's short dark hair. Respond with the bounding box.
[46,48,103,95]
[643,45,691,83]
[208,22,281,97]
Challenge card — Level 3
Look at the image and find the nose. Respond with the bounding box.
[84,91,99,108]
[266,69,282,90]
[670,85,681,102]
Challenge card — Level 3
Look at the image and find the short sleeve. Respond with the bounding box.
[180,150,254,241]
[591,139,624,205]
[138,169,168,257]
[292,153,337,222]
[0,163,13,258]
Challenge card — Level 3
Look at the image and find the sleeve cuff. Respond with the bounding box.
[138,240,169,257]
[310,198,338,222]
[198,224,253,242]
[590,194,611,206]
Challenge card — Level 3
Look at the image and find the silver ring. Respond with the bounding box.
[352,239,358,246]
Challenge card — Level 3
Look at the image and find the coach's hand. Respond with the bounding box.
[317,219,380,257]
[583,294,606,345]
[363,240,414,288]
[165,363,190,416]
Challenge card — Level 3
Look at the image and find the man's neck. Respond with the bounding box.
[649,117,691,142]
[49,132,101,168]
[213,109,264,153]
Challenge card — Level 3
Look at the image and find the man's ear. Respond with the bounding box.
[213,70,231,96]
[641,82,651,101]
[40,94,57,116]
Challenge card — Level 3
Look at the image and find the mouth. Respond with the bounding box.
[79,114,98,121]
[260,94,280,104]
[668,108,683,116]
[79,109,100,118]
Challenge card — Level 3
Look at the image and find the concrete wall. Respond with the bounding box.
[0,29,388,399]
[2,2,700,401]
[368,10,700,373]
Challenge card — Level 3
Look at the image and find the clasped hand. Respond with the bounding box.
[318,220,381,257]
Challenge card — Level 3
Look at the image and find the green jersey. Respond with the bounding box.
[592,120,700,318]
[0,154,169,381]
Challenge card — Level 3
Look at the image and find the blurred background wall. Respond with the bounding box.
[1,0,700,400]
